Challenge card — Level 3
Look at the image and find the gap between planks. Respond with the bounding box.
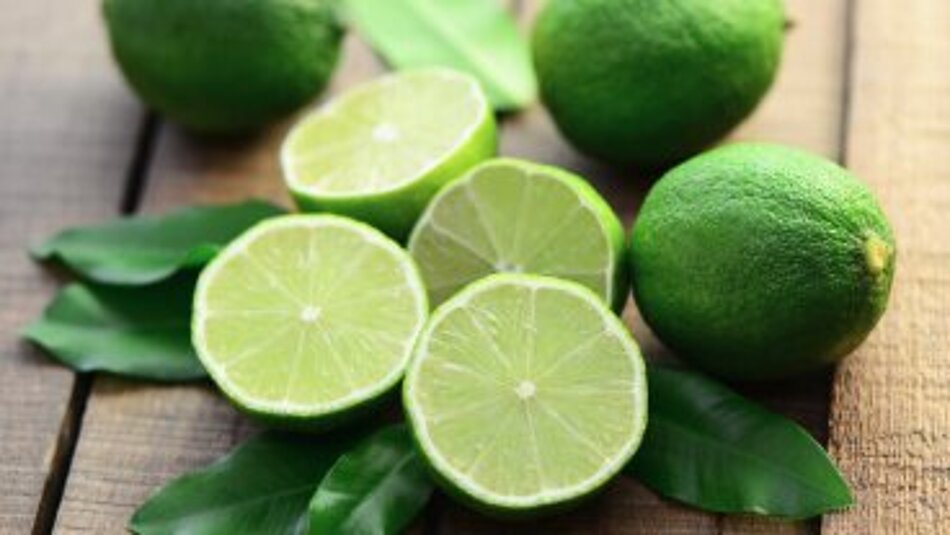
[824,0,950,531]
[0,0,143,532]
[33,110,159,535]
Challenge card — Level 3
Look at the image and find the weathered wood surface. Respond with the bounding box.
[0,0,142,532]
[824,0,950,532]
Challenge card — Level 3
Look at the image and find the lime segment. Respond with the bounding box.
[281,69,496,238]
[408,158,627,308]
[404,274,647,513]
[193,215,427,426]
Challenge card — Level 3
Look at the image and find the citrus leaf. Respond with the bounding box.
[131,432,361,535]
[32,200,285,285]
[309,424,433,535]
[344,0,536,110]
[23,275,204,381]
[626,365,854,519]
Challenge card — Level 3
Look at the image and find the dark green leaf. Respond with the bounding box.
[23,275,204,381]
[32,200,284,285]
[344,0,536,110]
[626,365,853,519]
[131,432,360,535]
[309,424,433,535]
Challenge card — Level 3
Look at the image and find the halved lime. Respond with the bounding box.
[408,158,627,309]
[193,215,427,428]
[281,68,497,240]
[404,274,647,514]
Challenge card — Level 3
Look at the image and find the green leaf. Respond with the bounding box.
[23,275,204,381]
[32,200,284,285]
[626,365,854,519]
[131,432,361,535]
[344,0,536,110]
[309,424,433,535]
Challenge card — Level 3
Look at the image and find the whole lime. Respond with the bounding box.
[630,143,895,381]
[104,0,343,133]
[532,0,785,167]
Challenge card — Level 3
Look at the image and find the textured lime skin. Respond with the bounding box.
[630,144,896,381]
[104,0,343,133]
[532,0,784,167]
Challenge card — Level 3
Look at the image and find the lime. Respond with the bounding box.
[281,69,497,240]
[104,0,343,133]
[404,274,647,515]
[532,0,784,167]
[192,215,427,428]
[630,143,896,381]
[408,158,627,309]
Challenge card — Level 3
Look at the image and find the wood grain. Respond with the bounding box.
[0,0,142,532]
[824,0,950,532]
[50,34,389,534]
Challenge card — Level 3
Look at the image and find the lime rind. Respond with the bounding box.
[408,158,628,310]
[193,214,428,425]
[280,68,496,239]
[281,68,488,197]
[403,274,647,512]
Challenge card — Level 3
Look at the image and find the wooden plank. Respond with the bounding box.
[0,0,142,532]
[440,0,848,533]
[824,0,950,532]
[51,34,389,533]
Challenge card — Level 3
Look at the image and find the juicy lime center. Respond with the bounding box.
[515,380,537,400]
[299,305,322,323]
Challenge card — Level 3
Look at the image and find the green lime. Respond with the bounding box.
[408,158,627,309]
[404,274,647,515]
[193,215,427,428]
[104,0,343,133]
[532,0,785,167]
[630,143,895,381]
[281,69,497,240]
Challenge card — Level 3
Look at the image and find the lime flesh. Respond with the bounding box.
[193,215,427,427]
[281,69,496,239]
[408,158,627,309]
[404,274,647,514]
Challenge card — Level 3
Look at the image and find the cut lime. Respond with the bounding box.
[193,215,427,428]
[408,158,627,309]
[281,68,497,239]
[404,274,647,514]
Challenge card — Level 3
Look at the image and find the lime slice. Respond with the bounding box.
[408,158,627,309]
[281,68,497,239]
[404,274,647,514]
[193,215,427,427]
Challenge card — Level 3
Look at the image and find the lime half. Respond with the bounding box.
[404,274,647,514]
[408,158,627,309]
[281,69,496,239]
[193,215,427,427]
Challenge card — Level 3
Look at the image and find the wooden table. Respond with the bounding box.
[2,0,947,533]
